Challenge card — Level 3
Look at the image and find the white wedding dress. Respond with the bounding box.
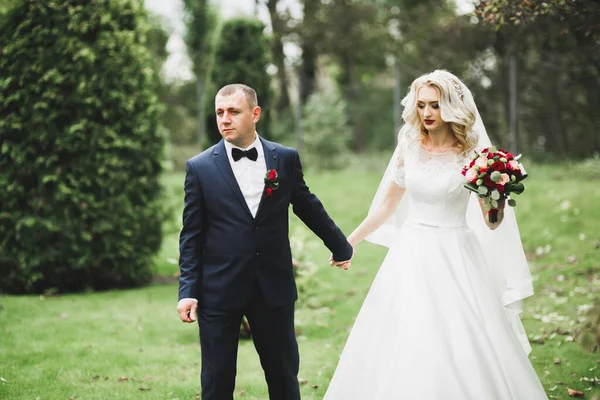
[324,140,548,400]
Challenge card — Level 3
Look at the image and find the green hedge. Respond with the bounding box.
[0,0,165,293]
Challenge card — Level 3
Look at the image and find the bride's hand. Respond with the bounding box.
[329,255,352,270]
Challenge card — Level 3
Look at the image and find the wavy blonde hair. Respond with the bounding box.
[398,70,478,156]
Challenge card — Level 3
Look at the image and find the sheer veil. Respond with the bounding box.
[365,76,535,354]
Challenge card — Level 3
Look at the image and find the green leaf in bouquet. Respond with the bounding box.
[489,146,497,153]
[491,189,501,200]
[508,198,517,207]
[493,155,500,161]
[505,182,525,195]
[477,186,489,196]
[478,172,487,178]
[484,202,492,212]
[491,199,498,208]
[464,183,479,193]
[476,178,483,186]
[487,159,494,166]
[511,175,516,182]
[500,157,507,163]
[484,197,491,205]
[490,171,502,182]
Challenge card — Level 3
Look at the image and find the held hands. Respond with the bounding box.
[329,246,355,271]
[177,299,198,323]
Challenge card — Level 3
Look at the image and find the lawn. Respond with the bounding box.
[1,157,599,400]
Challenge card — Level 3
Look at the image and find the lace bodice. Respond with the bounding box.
[393,140,470,227]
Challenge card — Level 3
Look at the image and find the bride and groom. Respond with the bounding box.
[177,73,549,399]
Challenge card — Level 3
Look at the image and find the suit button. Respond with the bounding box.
[255,252,260,256]
[253,225,258,230]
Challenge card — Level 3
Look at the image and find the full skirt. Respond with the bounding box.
[323,223,548,400]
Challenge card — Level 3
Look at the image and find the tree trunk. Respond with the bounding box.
[299,0,319,104]
[266,0,290,112]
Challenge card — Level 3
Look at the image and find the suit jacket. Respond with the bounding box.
[178,138,353,309]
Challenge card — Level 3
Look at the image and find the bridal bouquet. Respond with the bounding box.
[462,147,528,223]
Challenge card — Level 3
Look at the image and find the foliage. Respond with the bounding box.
[301,88,352,170]
[203,18,273,146]
[468,2,600,159]
[476,0,600,45]
[0,0,165,294]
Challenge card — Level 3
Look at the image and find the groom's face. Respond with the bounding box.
[215,91,261,148]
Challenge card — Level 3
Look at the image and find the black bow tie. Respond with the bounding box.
[232,147,258,162]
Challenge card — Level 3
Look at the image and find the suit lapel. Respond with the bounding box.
[254,138,279,221]
[212,140,254,219]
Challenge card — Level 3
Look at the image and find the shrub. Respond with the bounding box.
[0,0,165,293]
[301,88,352,170]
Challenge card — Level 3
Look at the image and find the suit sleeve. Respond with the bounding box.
[178,160,206,301]
[290,151,353,262]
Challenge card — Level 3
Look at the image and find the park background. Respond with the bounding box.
[0,0,599,399]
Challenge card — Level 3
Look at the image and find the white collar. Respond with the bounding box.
[223,132,261,152]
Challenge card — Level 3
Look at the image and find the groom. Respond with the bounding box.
[177,84,353,400]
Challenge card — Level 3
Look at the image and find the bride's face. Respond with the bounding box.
[416,85,448,133]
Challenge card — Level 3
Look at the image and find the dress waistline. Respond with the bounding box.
[404,220,468,230]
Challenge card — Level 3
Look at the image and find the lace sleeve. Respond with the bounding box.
[392,141,406,188]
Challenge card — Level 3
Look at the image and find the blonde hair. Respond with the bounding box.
[398,70,478,156]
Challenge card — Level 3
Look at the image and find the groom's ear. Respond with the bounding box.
[252,106,261,124]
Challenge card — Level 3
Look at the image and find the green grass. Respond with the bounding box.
[1,158,599,399]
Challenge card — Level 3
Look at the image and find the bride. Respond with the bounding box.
[324,70,548,399]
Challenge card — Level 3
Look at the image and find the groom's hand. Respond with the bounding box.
[329,247,355,270]
[177,299,198,323]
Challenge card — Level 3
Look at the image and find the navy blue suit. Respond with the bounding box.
[179,138,352,400]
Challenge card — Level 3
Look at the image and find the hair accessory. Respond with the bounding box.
[451,79,464,100]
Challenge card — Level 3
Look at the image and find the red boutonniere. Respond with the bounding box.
[264,169,280,198]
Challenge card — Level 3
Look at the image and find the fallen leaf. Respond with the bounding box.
[298,378,308,385]
[91,375,100,381]
[567,387,584,397]
[138,386,151,391]
[554,359,561,365]
[118,377,128,382]
[311,384,319,389]
[239,389,245,396]
[580,377,600,384]
[70,396,78,399]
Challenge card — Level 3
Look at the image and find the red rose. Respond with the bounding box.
[496,184,505,193]
[490,161,505,172]
[487,153,494,159]
[483,175,496,188]
[266,187,273,197]
[268,169,277,180]
[469,159,476,168]
[506,153,514,159]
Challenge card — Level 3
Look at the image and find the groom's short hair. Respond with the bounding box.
[217,84,258,109]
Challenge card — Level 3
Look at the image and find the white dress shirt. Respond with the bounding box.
[223,134,267,218]
[179,134,267,306]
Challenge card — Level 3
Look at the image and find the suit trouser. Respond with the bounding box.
[198,285,301,400]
